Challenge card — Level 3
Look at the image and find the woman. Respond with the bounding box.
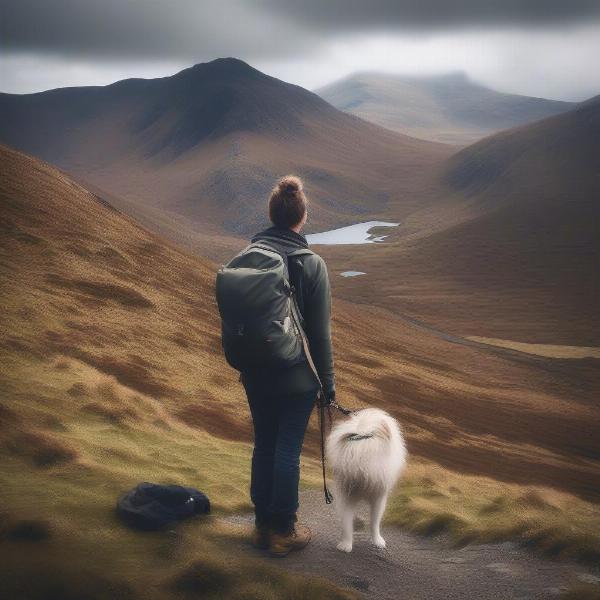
[241,175,335,557]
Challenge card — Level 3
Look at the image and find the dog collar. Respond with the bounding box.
[345,433,375,441]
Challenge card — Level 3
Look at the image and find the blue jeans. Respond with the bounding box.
[242,378,318,533]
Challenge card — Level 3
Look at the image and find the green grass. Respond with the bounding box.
[1,503,355,600]
[387,459,600,565]
[0,351,351,600]
[2,348,599,600]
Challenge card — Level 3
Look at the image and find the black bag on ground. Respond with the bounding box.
[116,482,210,530]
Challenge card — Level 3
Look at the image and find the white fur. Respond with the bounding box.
[326,408,407,552]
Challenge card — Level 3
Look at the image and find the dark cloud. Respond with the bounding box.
[259,0,600,30]
[2,0,599,61]
[0,0,321,60]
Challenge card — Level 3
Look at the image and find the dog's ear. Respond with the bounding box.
[377,421,392,440]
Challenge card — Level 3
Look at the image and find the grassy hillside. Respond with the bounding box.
[321,96,600,345]
[0,143,356,599]
[1,144,599,598]
[316,72,573,144]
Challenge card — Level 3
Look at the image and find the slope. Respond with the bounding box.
[1,143,600,594]
[316,72,573,144]
[0,142,364,598]
[319,96,600,345]
[1,140,598,498]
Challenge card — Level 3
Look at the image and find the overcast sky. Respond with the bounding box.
[1,0,599,101]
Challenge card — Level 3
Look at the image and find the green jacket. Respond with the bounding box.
[240,226,335,397]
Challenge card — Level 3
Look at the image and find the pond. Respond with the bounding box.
[340,271,366,277]
[306,221,400,245]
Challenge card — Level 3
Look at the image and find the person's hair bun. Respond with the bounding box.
[268,175,307,228]
[278,175,302,195]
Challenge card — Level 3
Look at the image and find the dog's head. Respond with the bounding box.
[332,407,398,442]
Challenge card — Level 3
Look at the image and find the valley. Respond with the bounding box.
[0,58,451,243]
[1,57,599,599]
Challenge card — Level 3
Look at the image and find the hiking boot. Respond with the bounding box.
[250,526,270,550]
[268,523,311,557]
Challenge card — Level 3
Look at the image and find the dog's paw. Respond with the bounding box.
[336,540,353,553]
[372,535,386,549]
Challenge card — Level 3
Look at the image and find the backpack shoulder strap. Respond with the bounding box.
[244,241,281,255]
[248,241,312,280]
[288,248,314,258]
[286,248,314,280]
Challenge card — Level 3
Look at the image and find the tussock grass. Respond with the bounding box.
[0,350,348,600]
[1,513,355,600]
[0,153,339,598]
[1,345,598,599]
[387,459,600,565]
[1,351,314,515]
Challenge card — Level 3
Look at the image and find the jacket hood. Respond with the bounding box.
[251,226,309,251]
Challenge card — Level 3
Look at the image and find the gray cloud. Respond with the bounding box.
[2,0,599,62]
[259,0,600,30]
[0,0,321,60]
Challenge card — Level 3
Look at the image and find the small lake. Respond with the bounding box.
[306,221,400,245]
[340,271,366,277]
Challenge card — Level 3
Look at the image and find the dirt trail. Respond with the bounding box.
[224,490,599,599]
[397,313,535,357]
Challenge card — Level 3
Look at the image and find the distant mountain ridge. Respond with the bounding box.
[0,58,450,246]
[316,71,574,144]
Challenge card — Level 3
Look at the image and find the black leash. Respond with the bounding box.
[328,399,354,416]
[317,394,334,504]
[316,395,356,504]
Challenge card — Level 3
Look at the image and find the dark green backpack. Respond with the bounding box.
[216,242,314,372]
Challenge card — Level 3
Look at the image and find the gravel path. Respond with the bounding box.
[224,490,599,599]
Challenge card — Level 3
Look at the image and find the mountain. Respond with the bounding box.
[0,58,451,250]
[316,72,574,145]
[321,96,600,345]
[434,95,600,340]
[444,93,600,197]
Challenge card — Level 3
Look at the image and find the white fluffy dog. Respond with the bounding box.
[326,408,407,552]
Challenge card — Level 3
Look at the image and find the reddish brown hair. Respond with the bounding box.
[268,175,307,228]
